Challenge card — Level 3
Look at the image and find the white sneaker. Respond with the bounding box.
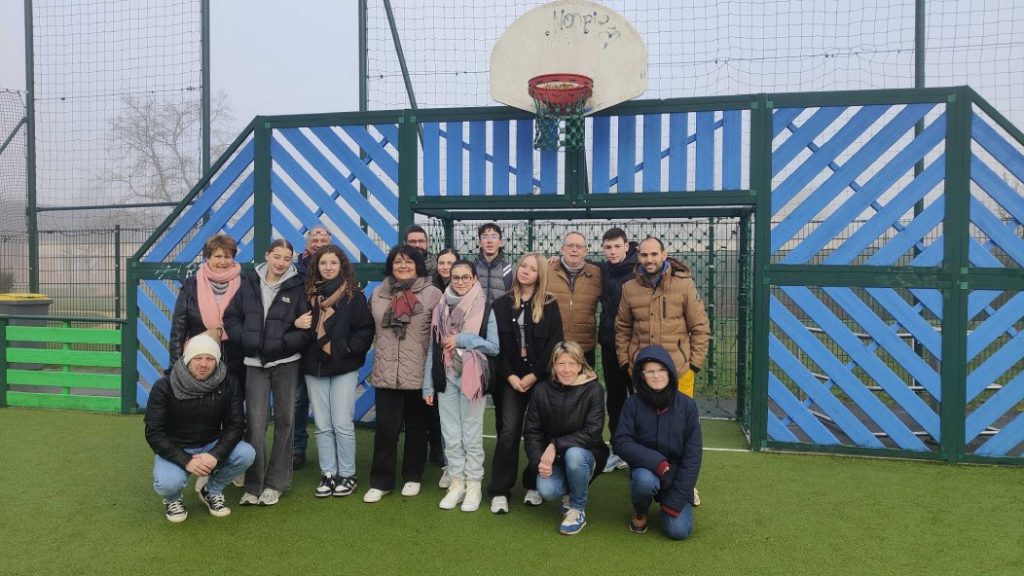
[438,467,452,489]
[693,487,701,507]
[604,453,628,473]
[438,479,466,510]
[363,488,389,503]
[258,488,280,506]
[231,474,245,488]
[239,492,259,506]
[194,475,209,493]
[490,495,509,514]
[523,489,543,506]
[401,481,421,496]
[461,480,482,512]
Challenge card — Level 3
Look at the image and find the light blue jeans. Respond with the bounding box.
[153,440,256,501]
[437,382,486,481]
[631,467,694,540]
[306,370,360,477]
[536,446,596,511]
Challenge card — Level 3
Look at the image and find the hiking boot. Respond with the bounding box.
[560,508,587,535]
[333,476,358,497]
[523,489,542,506]
[164,498,187,523]
[200,487,231,517]
[439,478,466,510]
[315,474,336,498]
[629,512,648,534]
[490,495,509,514]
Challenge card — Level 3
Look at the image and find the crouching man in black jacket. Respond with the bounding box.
[145,334,255,523]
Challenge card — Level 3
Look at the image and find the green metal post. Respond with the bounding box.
[397,112,417,234]
[911,0,928,394]
[114,225,122,318]
[25,0,39,293]
[939,87,971,462]
[253,118,272,258]
[0,317,8,407]
[705,217,716,396]
[120,260,138,414]
[201,0,211,173]
[443,218,454,248]
[749,94,773,450]
[527,220,535,252]
[736,212,751,422]
[359,0,368,112]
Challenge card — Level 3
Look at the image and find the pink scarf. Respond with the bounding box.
[196,262,241,341]
[431,282,489,402]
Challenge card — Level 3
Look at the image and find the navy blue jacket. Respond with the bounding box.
[612,345,703,510]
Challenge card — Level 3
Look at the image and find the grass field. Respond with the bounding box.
[1,408,1022,576]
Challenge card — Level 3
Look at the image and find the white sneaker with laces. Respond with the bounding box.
[401,481,421,496]
[604,453,628,473]
[438,479,466,510]
[258,488,281,506]
[523,489,543,506]
[239,492,259,506]
[164,498,188,523]
[490,495,509,514]
[363,488,389,503]
[461,481,482,512]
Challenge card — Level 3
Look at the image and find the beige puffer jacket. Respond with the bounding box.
[614,258,710,375]
[548,260,602,352]
[369,276,443,390]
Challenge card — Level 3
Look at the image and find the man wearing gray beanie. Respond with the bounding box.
[144,334,255,523]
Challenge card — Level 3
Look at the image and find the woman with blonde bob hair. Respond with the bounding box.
[487,252,564,514]
[523,340,609,535]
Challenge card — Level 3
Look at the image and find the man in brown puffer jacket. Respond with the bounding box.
[615,236,710,398]
[548,231,603,366]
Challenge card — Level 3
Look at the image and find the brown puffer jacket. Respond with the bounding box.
[548,260,602,352]
[369,276,443,390]
[614,258,710,375]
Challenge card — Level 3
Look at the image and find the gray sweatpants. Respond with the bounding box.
[244,362,299,494]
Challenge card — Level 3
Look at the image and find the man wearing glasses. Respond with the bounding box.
[547,231,602,367]
[473,222,513,305]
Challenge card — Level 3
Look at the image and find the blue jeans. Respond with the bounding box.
[152,440,256,501]
[535,446,595,511]
[631,467,694,540]
[306,370,359,478]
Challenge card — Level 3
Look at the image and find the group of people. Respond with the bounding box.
[144,221,708,539]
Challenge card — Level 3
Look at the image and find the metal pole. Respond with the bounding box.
[382,0,418,111]
[201,0,211,173]
[25,0,39,293]
[0,117,26,157]
[359,0,368,112]
[705,218,716,398]
[736,212,750,422]
[114,225,122,318]
[913,0,927,396]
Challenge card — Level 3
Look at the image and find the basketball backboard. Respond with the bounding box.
[491,0,648,114]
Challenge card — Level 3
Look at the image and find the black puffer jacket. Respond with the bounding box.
[493,294,563,385]
[223,269,310,364]
[144,372,245,469]
[301,289,376,377]
[597,242,639,351]
[167,276,244,374]
[523,372,609,476]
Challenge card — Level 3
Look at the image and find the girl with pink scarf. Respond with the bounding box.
[423,260,499,512]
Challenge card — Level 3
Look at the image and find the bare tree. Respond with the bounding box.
[103,91,234,204]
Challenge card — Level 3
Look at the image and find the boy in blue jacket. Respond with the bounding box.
[612,345,702,539]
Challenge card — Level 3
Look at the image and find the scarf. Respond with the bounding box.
[636,372,675,410]
[310,277,345,356]
[432,282,489,402]
[381,277,420,340]
[196,262,241,340]
[170,358,227,400]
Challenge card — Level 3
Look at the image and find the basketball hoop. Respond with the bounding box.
[528,73,593,151]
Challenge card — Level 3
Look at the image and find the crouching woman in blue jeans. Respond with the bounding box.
[612,344,702,540]
[523,341,609,535]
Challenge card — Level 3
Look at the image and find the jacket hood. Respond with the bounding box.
[254,262,299,288]
[632,345,679,387]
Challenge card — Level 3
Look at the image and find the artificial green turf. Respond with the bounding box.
[1,408,1022,576]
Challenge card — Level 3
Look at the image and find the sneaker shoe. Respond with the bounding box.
[439,479,466,510]
[629,512,648,534]
[258,488,281,506]
[333,476,358,497]
[163,498,187,523]
[194,475,209,494]
[461,481,482,513]
[490,495,509,514]
[560,495,570,515]
[401,482,421,496]
[603,453,628,473]
[315,474,337,498]
[523,489,543,506]
[363,488,389,503]
[693,487,701,507]
[560,508,587,535]
[200,487,231,518]
[231,474,245,488]
[239,492,260,506]
[438,467,452,489]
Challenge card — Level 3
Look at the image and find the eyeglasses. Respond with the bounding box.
[480,234,501,241]
[642,368,668,377]
[450,275,474,283]
[563,243,586,250]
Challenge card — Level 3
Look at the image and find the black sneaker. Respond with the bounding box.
[333,476,358,497]
[200,487,231,517]
[315,474,337,498]
[164,498,187,523]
